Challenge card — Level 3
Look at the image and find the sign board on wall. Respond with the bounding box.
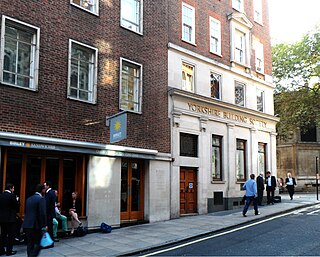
[110,113,127,143]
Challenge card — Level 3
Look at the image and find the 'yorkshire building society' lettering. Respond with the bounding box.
[187,102,267,128]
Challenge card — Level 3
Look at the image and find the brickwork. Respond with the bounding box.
[0,1,170,153]
[168,0,272,76]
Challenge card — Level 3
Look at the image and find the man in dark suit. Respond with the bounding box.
[265,171,277,205]
[0,183,19,256]
[43,181,57,243]
[22,184,47,257]
[256,173,265,206]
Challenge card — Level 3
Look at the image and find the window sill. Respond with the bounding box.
[181,39,197,47]
[70,3,99,16]
[67,96,96,105]
[0,81,38,92]
[211,180,225,184]
[120,25,143,36]
[210,52,223,58]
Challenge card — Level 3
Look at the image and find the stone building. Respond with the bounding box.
[277,127,320,191]
[0,0,277,229]
[167,0,278,215]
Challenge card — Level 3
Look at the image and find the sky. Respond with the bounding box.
[268,0,320,44]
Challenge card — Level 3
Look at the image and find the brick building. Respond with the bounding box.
[0,0,171,227]
[0,0,278,229]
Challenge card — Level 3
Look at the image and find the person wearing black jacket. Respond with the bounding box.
[69,192,82,235]
[285,172,297,200]
[256,173,265,206]
[22,184,47,257]
[0,183,19,256]
[265,171,277,205]
[43,181,57,243]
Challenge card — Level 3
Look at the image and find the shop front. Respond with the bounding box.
[0,132,172,228]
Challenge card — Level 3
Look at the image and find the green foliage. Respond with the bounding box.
[272,28,320,138]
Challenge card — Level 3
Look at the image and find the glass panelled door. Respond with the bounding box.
[120,159,144,222]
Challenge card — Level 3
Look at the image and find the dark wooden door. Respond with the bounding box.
[120,159,144,222]
[180,168,197,214]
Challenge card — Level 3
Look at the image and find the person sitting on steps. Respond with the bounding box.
[69,192,82,235]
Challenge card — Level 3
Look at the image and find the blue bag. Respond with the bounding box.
[100,222,112,233]
[40,232,54,248]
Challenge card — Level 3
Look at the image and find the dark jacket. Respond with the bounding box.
[0,190,19,223]
[256,175,265,191]
[285,177,296,186]
[70,198,82,215]
[22,193,47,230]
[265,175,277,190]
[45,188,56,219]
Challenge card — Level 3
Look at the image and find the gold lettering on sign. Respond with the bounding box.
[187,102,267,128]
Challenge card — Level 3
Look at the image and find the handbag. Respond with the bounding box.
[40,232,54,249]
[100,222,112,233]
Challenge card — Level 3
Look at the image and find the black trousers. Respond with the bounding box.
[266,187,275,204]
[0,222,16,254]
[24,228,42,257]
[286,185,295,199]
[257,190,264,205]
[47,217,54,239]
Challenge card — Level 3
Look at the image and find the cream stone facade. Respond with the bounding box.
[168,44,278,215]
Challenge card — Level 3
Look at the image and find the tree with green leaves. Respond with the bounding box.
[272,28,320,139]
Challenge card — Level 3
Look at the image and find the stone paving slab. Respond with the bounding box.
[11,193,320,257]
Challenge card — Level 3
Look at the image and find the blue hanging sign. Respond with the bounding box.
[110,113,127,143]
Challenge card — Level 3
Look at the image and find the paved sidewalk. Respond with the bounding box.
[13,193,320,257]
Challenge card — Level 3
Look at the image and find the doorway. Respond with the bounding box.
[180,167,197,215]
[1,148,86,217]
[120,159,144,223]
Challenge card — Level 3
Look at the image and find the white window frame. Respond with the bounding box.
[209,17,221,56]
[254,41,264,73]
[120,0,143,34]
[254,0,263,24]
[256,89,264,112]
[235,81,245,107]
[232,0,244,12]
[210,72,221,100]
[229,13,252,68]
[182,2,195,44]
[234,29,246,64]
[119,58,143,113]
[182,62,195,92]
[70,0,99,15]
[0,16,40,91]
[67,39,98,104]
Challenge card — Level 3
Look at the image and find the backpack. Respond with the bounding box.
[100,222,112,233]
[74,226,88,237]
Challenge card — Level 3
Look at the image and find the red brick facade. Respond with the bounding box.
[168,0,272,75]
[0,0,170,153]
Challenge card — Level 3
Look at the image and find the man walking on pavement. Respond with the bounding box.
[256,173,264,206]
[44,181,58,243]
[266,171,276,205]
[242,174,259,217]
[0,183,19,256]
[22,184,47,257]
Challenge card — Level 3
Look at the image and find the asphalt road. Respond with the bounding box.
[139,205,320,256]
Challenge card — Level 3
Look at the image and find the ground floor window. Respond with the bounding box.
[211,135,222,181]
[236,139,247,181]
[258,143,266,176]
[0,147,87,218]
